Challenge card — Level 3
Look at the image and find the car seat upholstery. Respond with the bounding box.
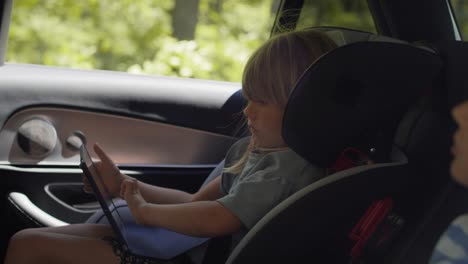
[283,40,441,167]
[382,100,451,264]
[317,26,407,46]
[225,30,443,263]
[381,41,464,263]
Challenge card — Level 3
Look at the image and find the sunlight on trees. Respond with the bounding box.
[452,0,468,39]
[7,0,376,83]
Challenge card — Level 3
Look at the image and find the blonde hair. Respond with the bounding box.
[225,30,337,174]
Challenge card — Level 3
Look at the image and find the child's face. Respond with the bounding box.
[451,101,468,187]
[243,100,286,148]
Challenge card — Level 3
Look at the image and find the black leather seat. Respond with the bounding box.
[381,41,464,264]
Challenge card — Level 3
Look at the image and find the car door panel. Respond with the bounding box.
[0,64,244,136]
[0,63,244,169]
[0,63,245,242]
[4,164,215,225]
[1,107,235,165]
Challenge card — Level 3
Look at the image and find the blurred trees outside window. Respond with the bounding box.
[8,0,375,83]
[296,0,375,33]
[451,0,468,40]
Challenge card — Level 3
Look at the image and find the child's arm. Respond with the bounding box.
[131,180,195,204]
[134,173,223,204]
[122,179,242,237]
[93,143,222,204]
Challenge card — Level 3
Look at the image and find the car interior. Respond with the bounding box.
[0,0,466,263]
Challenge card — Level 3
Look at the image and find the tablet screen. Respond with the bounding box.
[80,145,127,237]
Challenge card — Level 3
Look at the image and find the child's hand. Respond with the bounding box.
[121,178,147,225]
[81,173,93,194]
[93,143,127,197]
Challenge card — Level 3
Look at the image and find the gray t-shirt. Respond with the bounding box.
[217,137,325,230]
[188,137,325,262]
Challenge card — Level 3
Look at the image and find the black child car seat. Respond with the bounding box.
[224,28,443,264]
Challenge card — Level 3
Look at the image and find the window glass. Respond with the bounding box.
[295,0,376,33]
[8,0,278,82]
[451,0,468,39]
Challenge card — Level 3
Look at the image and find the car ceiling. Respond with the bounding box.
[368,0,458,42]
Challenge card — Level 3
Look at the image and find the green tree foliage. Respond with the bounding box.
[296,0,375,33]
[452,0,468,39]
[7,0,376,83]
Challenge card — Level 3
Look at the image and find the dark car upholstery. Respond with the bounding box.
[384,41,465,264]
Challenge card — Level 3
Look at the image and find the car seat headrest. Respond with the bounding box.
[282,41,442,168]
[315,27,407,46]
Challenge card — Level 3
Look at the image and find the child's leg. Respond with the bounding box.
[26,223,115,237]
[5,224,119,264]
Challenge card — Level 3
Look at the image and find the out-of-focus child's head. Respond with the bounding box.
[451,101,468,187]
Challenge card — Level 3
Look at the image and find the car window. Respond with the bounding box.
[7,0,280,82]
[451,0,468,39]
[295,0,376,33]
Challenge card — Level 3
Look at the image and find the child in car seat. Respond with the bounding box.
[430,101,468,263]
[4,30,337,264]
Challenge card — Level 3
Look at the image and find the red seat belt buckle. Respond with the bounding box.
[349,198,393,262]
[329,147,370,173]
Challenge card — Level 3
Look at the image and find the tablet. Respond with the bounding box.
[80,145,210,259]
[79,144,127,244]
